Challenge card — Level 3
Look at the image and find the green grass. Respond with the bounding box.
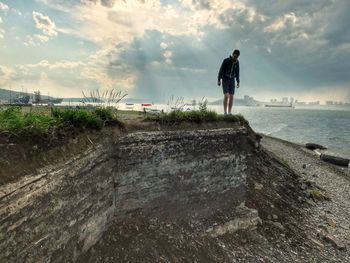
[0,105,248,137]
[0,106,120,137]
[145,109,249,125]
[51,107,104,129]
[0,106,56,136]
[306,188,331,201]
[93,107,115,121]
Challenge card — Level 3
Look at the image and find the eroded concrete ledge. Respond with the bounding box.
[0,126,259,262]
[111,128,251,221]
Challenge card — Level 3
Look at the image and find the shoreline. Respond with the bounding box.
[261,133,350,168]
[261,133,350,254]
[260,132,350,161]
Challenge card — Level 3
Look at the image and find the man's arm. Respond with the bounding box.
[236,61,240,87]
[217,59,225,86]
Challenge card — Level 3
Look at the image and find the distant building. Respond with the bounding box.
[282,97,289,104]
[308,101,320,105]
[326,101,333,105]
[243,95,257,106]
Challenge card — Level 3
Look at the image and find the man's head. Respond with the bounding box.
[232,49,240,60]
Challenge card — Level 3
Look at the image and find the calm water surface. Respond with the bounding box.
[209,105,350,158]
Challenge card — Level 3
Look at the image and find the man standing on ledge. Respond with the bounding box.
[217,49,240,115]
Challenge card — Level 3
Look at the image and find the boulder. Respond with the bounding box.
[305,143,327,150]
[320,154,350,167]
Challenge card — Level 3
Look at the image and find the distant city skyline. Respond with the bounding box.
[1,87,349,106]
[0,0,349,103]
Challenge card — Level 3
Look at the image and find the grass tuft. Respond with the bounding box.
[307,188,331,201]
[51,108,104,129]
[0,106,55,136]
[93,107,115,121]
[145,109,249,125]
[0,106,122,137]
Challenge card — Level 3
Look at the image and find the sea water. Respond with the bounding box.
[209,105,350,159]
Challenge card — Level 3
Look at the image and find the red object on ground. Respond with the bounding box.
[141,103,152,106]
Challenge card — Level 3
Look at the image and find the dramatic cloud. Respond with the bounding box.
[264,12,298,32]
[32,11,57,39]
[0,0,349,103]
[0,2,9,12]
[0,2,7,39]
[38,0,207,46]
[0,65,13,85]
[8,50,136,97]
[99,0,117,7]
[17,59,85,70]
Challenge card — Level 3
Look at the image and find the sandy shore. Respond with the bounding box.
[261,134,350,261]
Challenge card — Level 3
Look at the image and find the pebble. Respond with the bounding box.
[272,222,285,231]
[310,238,324,249]
[254,183,264,190]
[320,213,337,228]
[322,234,346,250]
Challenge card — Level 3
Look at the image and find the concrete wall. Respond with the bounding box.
[0,145,115,262]
[112,128,250,221]
[0,127,255,262]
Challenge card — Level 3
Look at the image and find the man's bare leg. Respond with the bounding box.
[223,93,229,114]
[228,94,234,114]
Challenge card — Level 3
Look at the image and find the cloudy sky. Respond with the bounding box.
[0,0,349,103]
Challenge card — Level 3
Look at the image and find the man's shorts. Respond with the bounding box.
[222,79,235,95]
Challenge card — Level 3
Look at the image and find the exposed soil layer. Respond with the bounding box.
[0,120,241,186]
[78,146,312,263]
[78,135,350,262]
[0,123,120,185]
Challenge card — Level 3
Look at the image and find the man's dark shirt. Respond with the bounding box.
[218,56,240,84]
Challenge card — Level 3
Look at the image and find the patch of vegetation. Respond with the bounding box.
[218,114,248,125]
[81,88,127,106]
[146,95,249,125]
[0,106,122,137]
[93,107,124,126]
[145,107,249,125]
[93,107,115,121]
[277,158,293,170]
[51,108,104,129]
[0,106,56,136]
[306,188,331,201]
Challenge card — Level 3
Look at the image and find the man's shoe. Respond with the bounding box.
[224,112,227,115]
[228,112,232,115]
